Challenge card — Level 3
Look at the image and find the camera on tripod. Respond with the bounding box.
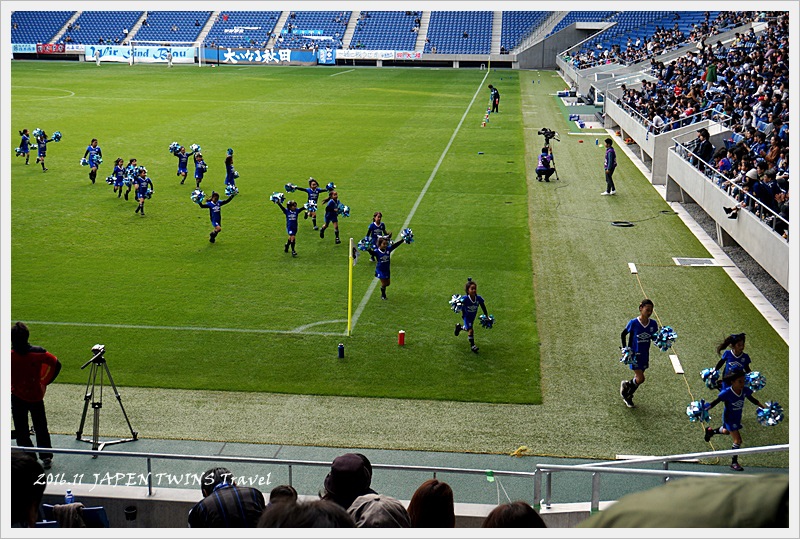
[538,127,560,144]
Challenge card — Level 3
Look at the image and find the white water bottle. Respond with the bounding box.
[65,489,74,504]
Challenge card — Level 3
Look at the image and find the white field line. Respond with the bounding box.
[330,69,354,76]
[26,320,347,337]
[349,69,491,334]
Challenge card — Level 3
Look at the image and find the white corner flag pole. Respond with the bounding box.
[347,238,355,336]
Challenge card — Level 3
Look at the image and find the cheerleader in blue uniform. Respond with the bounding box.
[276,199,301,256]
[367,236,404,300]
[714,333,751,390]
[224,148,237,189]
[365,212,392,262]
[17,129,31,164]
[619,299,659,408]
[83,138,102,184]
[703,369,765,471]
[123,158,138,200]
[193,152,207,189]
[133,167,153,216]
[319,191,342,244]
[35,131,53,172]
[174,146,195,185]
[112,158,125,198]
[199,190,235,243]
[454,279,489,353]
[299,177,325,230]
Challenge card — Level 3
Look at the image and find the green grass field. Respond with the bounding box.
[10,62,789,465]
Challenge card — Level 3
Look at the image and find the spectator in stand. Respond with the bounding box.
[348,494,411,528]
[482,501,547,528]
[268,485,298,507]
[692,128,714,171]
[259,500,355,527]
[407,479,455,528]
[321,453,377,510]
[187,467,265,527]
[11,322,61,470]
[11,451,46,528]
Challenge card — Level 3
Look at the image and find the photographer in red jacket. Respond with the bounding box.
[11,322,61,469]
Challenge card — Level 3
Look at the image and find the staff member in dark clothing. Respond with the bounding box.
[10,322,61,470]
[188,467,266,527]
[601,138,617,195]
[536,146,555,182]
[488,84,500,113]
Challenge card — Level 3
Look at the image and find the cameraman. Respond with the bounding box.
[536,146,555,182]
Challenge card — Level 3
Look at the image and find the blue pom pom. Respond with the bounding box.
[80,158,89,166]
[357,238,370,251]
[169,141,180,154]
[191,189,206,205]
[105,176,114,185]
[145,188,153,199]
[400,228,414,244]
[337,203,350,217]
[326,182,336,191]
[620,346,634,365]
[653,326,677,352]
[745,371,766,391]
[123,177,132,187]
[479,314,495,329]
[701,368,721,390]
[686,399,711,423]
[285,183,296,193]
[304,201,317,212]
[270,192,285,204]
[52,131,62,142]
[233,170,240,179]
[449,294,463,313]
[225,185,239,197]
[95,156,103,165]
[190,143,201,153]
[15,147,22,156]
[32,128,44,138]
[756,401,783,426]
[227,147,234,156]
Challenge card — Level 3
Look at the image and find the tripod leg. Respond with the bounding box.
[76,363,98,439]
[102,361,138,439]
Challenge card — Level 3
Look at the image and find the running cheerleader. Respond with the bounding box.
[224,148,238,190]
[365,212,391,262]
[83,138,102,184]
[275,199,302,257]
[714,333,751,390]
[319,190,344,244]
[173,145,195,185]
[194,152,208,189]
[35,130,54,172]
[294,177,325,230]
[619,299,659,408]
[123,158,138,200]
[16,129,31,164]
[133,167,153,216]
[198,190,235,243]
[454,279,489,353]
[367,236,405,300]
[111,157,125,198]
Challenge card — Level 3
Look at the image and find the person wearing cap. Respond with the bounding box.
[321,453,377,510]
[348,494,411,528]
[188,467,265,527]
[691,128,714,172]
[198,190,236,243]
[193,152,208,189]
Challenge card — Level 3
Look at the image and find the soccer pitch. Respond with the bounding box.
[10,62,789,464]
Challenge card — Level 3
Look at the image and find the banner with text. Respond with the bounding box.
[12,43,37,54]
[317,48,335,65]
[37,43,66,54]
[83,45,195,63]
[395,51,423,60]
[202,47,318,65]
[336,49,394,60]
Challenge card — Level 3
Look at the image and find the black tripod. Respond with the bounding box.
[76,345,138,454]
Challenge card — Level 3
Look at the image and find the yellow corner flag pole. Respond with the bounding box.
[347,237,354,336]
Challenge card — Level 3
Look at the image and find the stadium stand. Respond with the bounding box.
[131,11,211,43]
[11,11,73,44]
[349,11,420,51]
[500,11,549,52]
[274,11,351,50]
[547,11,615,37]
[204,11,282,48]
[64,11,142,45]
[423,11,493,54]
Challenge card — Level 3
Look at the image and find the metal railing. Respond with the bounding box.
[533,444,788,512]
[672,135,789,239]
[612,97,735,135]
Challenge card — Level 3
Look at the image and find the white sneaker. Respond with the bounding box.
[610,190,616,195]
[601,191,610,195]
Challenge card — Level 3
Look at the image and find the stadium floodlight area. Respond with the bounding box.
[128,40,197,65]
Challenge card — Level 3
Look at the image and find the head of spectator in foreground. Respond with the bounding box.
[11,321,30,352]
[258,499,354,528]
[321,453,376,510]
[348,494,411,528]
[407,478,455,528]
[200,467,234,497]
[482,501,547,528]
[11,450,46,527]
[269,484,298,506]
